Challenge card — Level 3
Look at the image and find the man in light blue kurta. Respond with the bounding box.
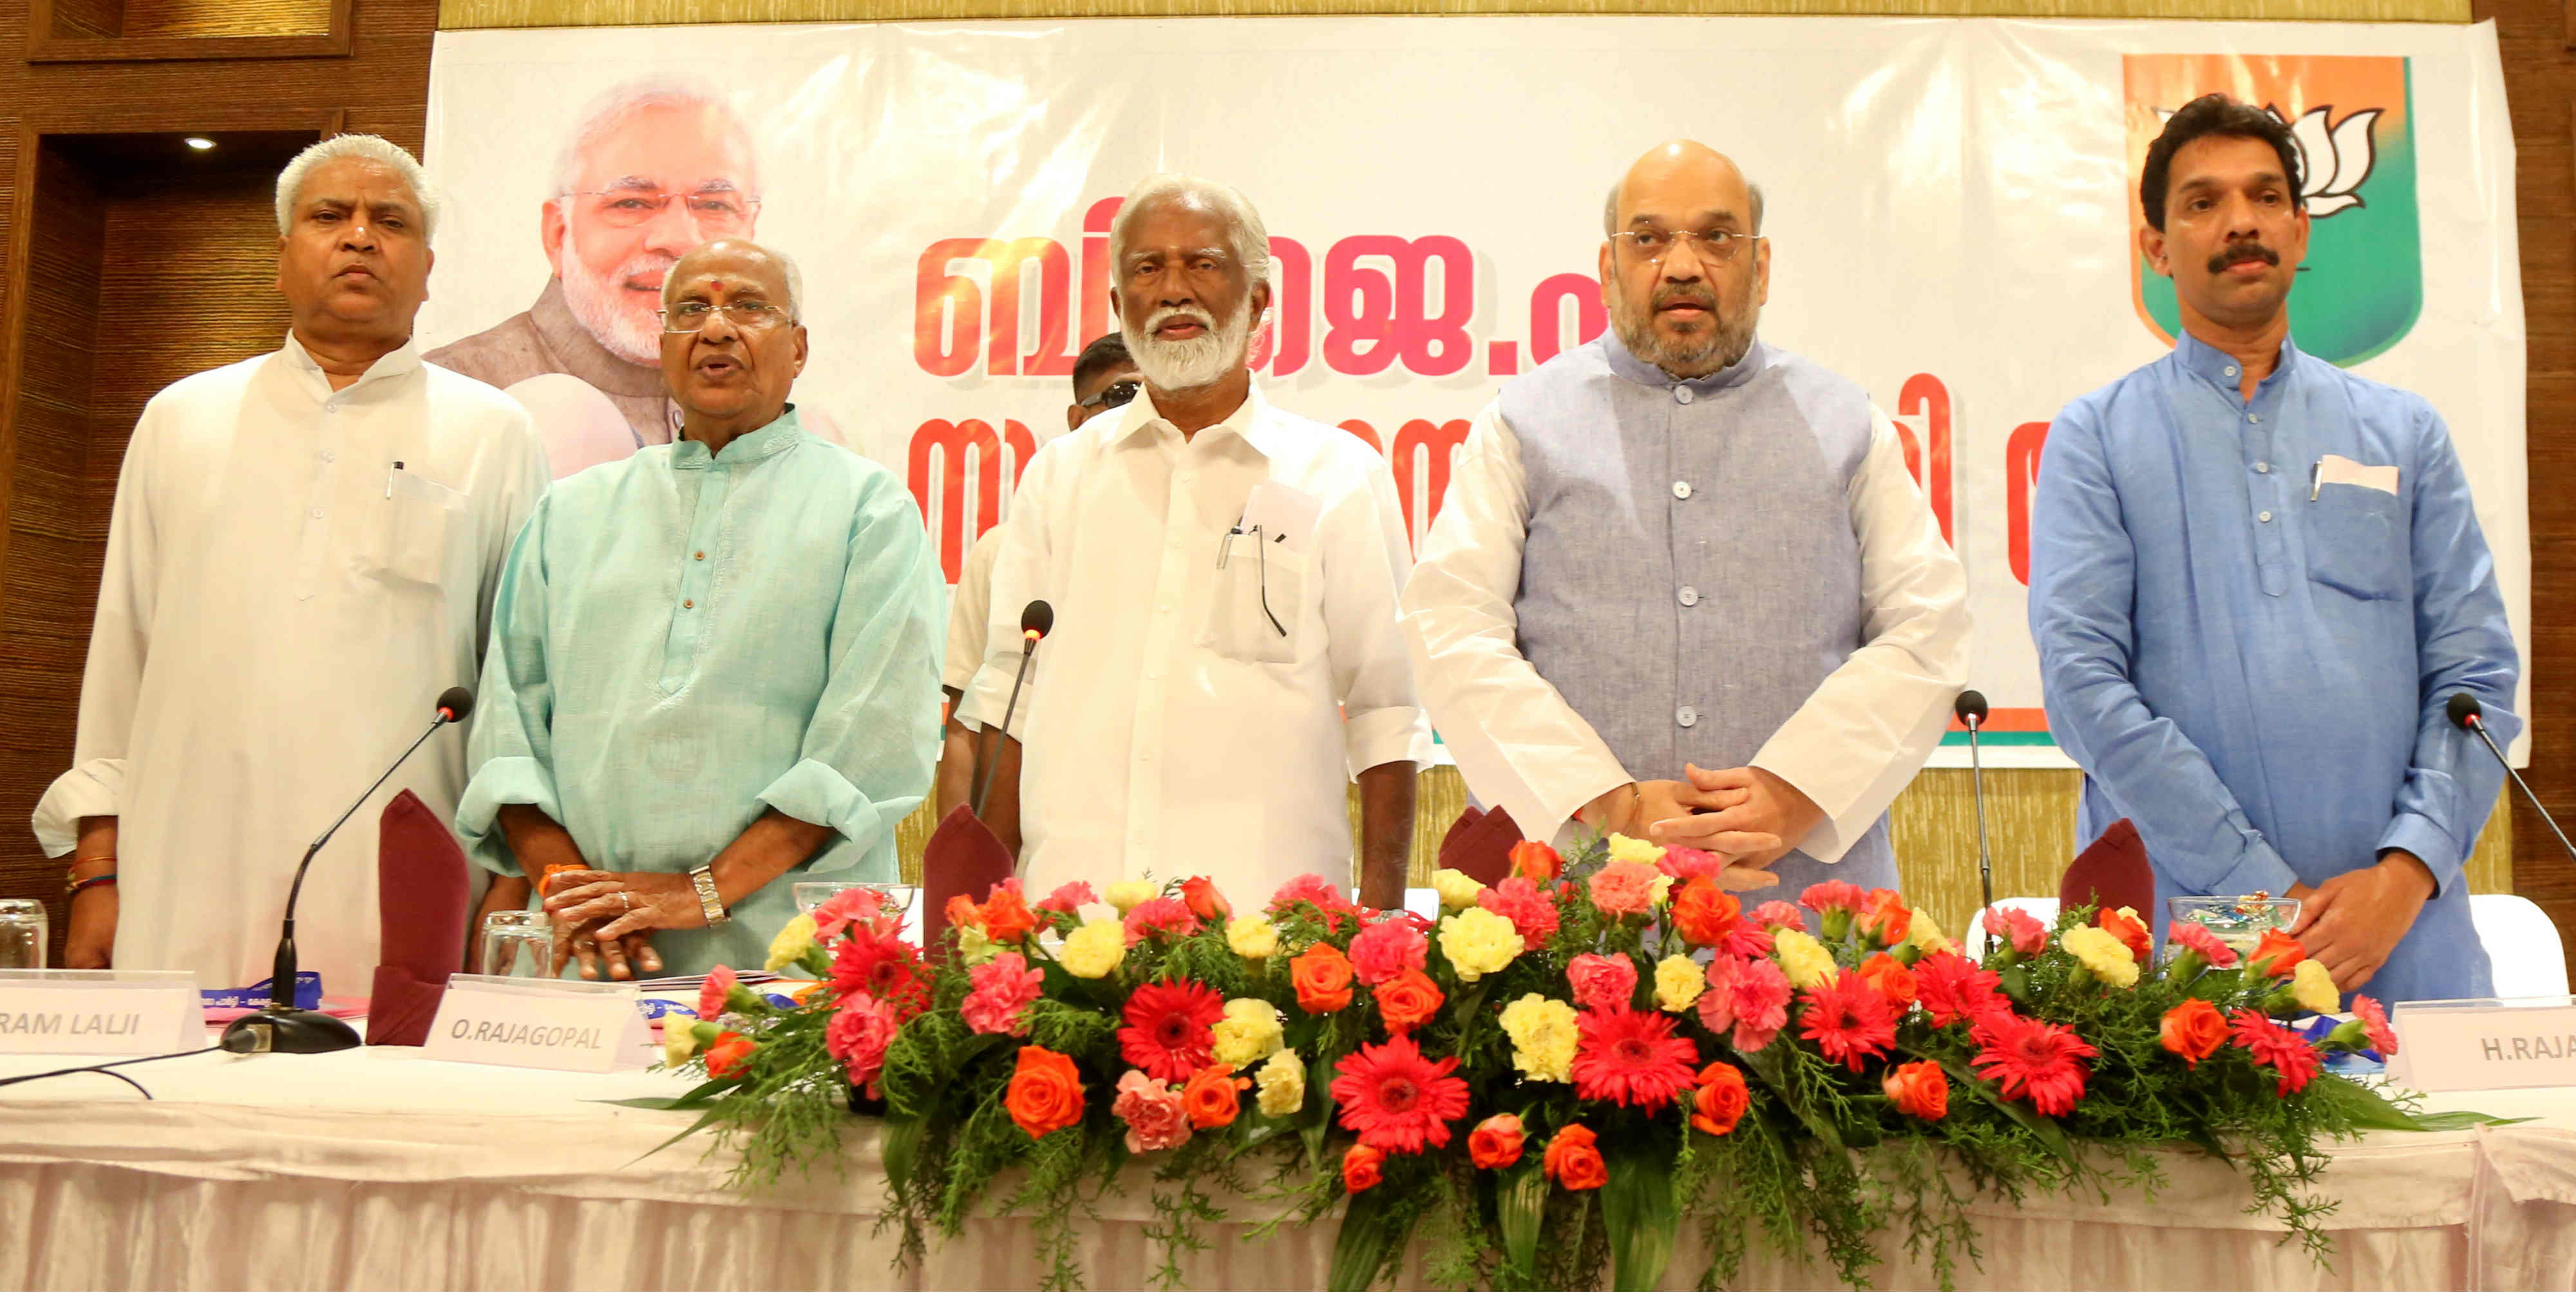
[459,239,943,977]
[2030,97,2517,1004]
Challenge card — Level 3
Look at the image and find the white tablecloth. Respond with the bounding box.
[1,1039,2572,1292]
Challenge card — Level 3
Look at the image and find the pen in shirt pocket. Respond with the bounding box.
[2309,458,2321,502]
[386,460,405,499]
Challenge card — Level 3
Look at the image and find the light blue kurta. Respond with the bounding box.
[457,409,945,974]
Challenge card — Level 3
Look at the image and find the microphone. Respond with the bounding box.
[971,601,1050,819]
[2447,692,2576,863]
[220,686,476,1056]
[1955,690,1996,923]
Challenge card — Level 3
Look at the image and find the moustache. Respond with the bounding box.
[1653,285,1719,313]
[1142,306,1217,335]
[2208,243,2280,274]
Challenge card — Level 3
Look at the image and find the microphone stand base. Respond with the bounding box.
[220,1006,360,1054]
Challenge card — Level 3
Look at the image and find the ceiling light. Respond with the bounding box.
[183,137,215,151]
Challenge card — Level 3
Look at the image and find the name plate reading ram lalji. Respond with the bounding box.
[426,974,658,1074]
[0,969,205,1055]
[2390,996,2576,1092]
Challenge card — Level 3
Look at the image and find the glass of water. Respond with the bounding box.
[793,882,914,917]
[0,899,46,969]
[478,909,554,978]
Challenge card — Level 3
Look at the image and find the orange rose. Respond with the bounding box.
[2096,907,2152,962]
[1343,1144,1385,1192]
[1291,942,1356,1014]
[1509,841,1563,883]
[1542,1124,1607,1190]
[1182,1063,1249,1130]
[1670,879,1741,950]
[704,1030,757,1080]
[2159,998,2228,1068]
[1857,953,1919,1010]
[1005,1044,1087,1139]
[1856,889,1913,946]
[1468,1113,1526,1169]
[1374,967,1445,1035]
[2249,929,2306,978]
[1882,1059,1947,1119]
[1180,876,1233,922]
[980,887,1037,944]
[944,894,983,934]
[1690,1062,1750,1136]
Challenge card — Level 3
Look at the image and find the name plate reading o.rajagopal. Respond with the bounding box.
[2390,997,2576,1092]
[424,974,658,1074]
[0,969,205,1056]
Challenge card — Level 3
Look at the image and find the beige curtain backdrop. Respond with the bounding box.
[436,0,2504,939]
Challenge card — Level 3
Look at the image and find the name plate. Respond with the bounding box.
[0,969,205,1055]
[424,974,657,1074]
[2390,996,2576,1092]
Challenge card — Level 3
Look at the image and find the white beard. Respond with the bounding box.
[559,222,677,366]
[1121,298,1254,393]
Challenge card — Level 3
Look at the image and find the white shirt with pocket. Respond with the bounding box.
[960,385,1432,903]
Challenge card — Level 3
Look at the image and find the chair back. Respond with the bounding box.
[2469,893,2572,997]
[1436,805,1523,886]
[366,789,472,1047]
[2059,818,2154,918]
[920,803,1016,946]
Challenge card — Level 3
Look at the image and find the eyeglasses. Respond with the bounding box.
[1080,379,1141,412]
[658,301,793,332]
[562,189,760,235]
[1610,228,1764,265]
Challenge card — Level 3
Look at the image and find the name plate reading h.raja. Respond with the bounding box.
[424,975,657,1074]
[0,969,204,1055]
[2390,996,2576,1092]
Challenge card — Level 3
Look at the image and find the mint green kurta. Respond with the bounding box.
[457,410,943,974]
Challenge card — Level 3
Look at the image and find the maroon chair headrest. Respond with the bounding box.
[1437,805,1524,887]
[2060,817,2155,918]
[921,804,1016,946]
[367,788,473,1047]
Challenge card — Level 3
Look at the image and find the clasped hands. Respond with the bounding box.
[2286,850,2436,992]
[538,869,710,980]
[1585,763,1826,891]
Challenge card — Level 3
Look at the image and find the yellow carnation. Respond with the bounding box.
[1104,880,1159,915]
[1498,993,1580,1083]
[1905,910,1955,958]
[1773,929,1837,991]
[1211,998,1286,1067]
[2060,926,2141,988]
[661,1020,703,1069]
[1649,874,1675,907]
[763,912,817,973]
[2291,958,2341,1014]
[1430,868,1487,912]
[1226,915,1280,960]
[1060,918,1127,978]
[1437,907,1525,982]
[1254,1048,1305,1116]
[1653,955,1705,1012]
[956,924,1001,967]
[1605,833,1663,866]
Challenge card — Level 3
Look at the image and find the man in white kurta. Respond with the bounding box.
[32,137,547,993]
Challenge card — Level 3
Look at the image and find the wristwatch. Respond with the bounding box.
[689,866,731,928]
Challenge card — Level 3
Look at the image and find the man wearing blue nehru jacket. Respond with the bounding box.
[2029,95,2519,1002]
[1406,140,1971,897]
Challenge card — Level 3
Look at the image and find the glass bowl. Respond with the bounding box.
[2166,895,2301,958]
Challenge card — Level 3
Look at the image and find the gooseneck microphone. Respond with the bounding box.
[220,685,475,1056]
[1955,690,1996,922]
[2448,692,2576,864]
[971,602,1051,820]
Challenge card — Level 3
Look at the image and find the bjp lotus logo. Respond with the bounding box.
[2126,55,2421,366]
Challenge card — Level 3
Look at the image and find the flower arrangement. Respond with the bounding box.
[647,842,2492,1292]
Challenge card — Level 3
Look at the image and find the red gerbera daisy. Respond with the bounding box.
[1796,970,1897,1072]
[1329,1034,1472,1153]
[2230,1008,2324,1097]
[1117,978,1225,1083]
[830,929,931,1020]
[1570,1007,1701,1111]
[1911,951,2006,1029]
[1969,1011,2098,1117]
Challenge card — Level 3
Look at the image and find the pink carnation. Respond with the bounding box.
[1588,860,1662,918]
[813,888,893,942]
[1477,877,1560,949]
[2168,920,2240,969]
[1112,1069,1193,1152]
[1698,953,1792,1052]
[1982,907,2047,958]
[2352,995,2399,1055]
[1657,847,1725,880]
[824,990,900,1095]
[1268,873,1363,931]
[961,951,1045,1038]
[1800,881,1866,915]
[1122,897,1202,945]
[1037,880,1097,915]
[1567,953,1640,1012]
[1749,900,1806,931]
[1349,919,1429,987]
[697,964,738,1022]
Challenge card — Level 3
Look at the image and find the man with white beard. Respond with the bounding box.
[428,79,766,477]
[961,174,1431,909]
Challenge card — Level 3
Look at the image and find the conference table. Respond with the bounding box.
[1,1034,2573,1292]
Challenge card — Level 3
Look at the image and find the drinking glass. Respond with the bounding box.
[0,899,46,969]
[793,882,916,917]
[478,909,554,978]
[2166,895,2302,959]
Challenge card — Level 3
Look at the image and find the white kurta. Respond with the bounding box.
[32,335,548,994]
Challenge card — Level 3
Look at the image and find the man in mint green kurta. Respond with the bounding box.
[457,239,943,978]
